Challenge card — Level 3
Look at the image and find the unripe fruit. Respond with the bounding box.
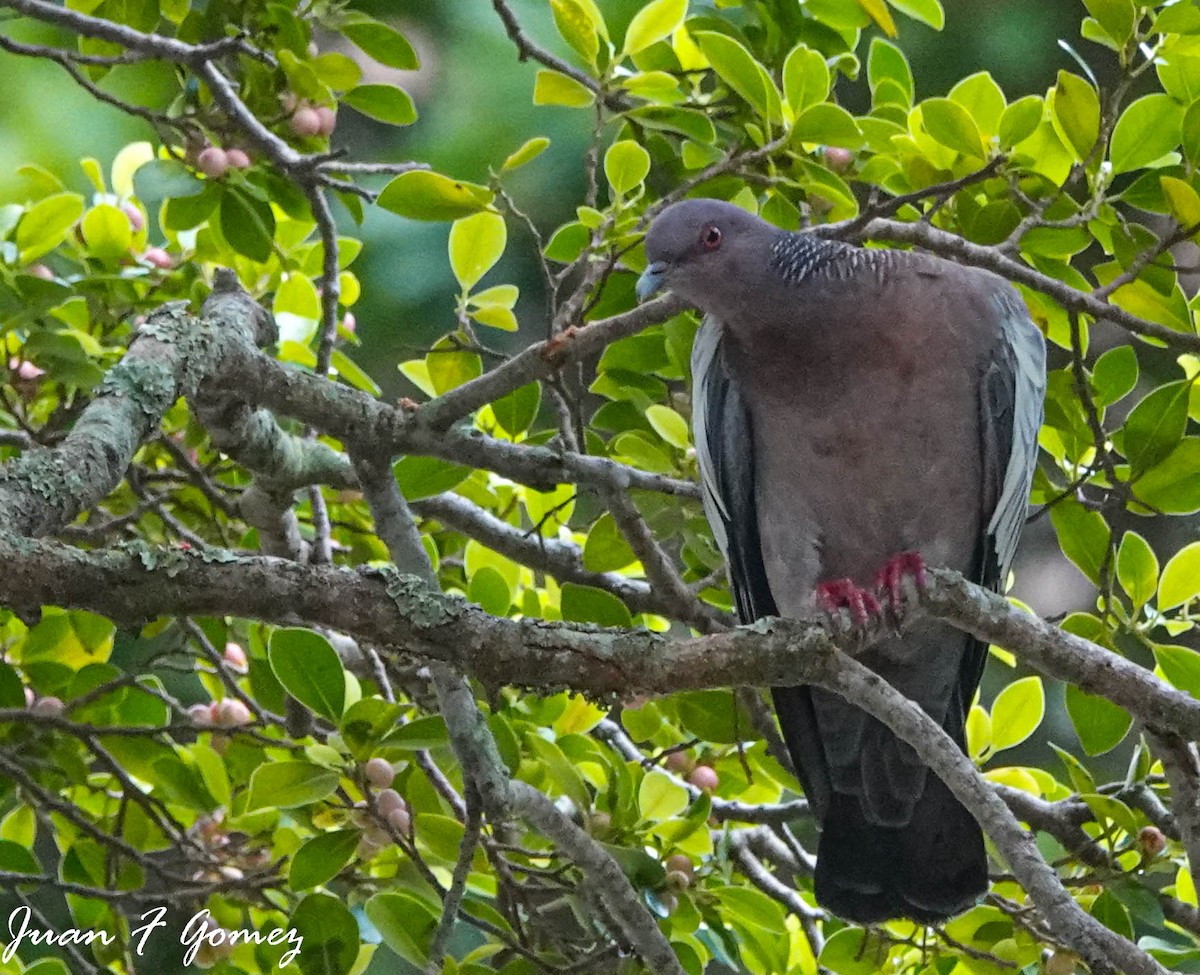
[290,107,322,137]
[658,891,678,915]
[225,148,252,170]
[665,854,694,878]
[665,869,691,891]
[824,146,854,172]
[364,757,394,788]
[196,146,229,179]
[1138,825,1167,858]
[31,696,65,717]
[315,106,337,136]
[588,812,612,836]
[664,751,692,774]
[376,788,406,817]
[27,263,53,280]
[386,807,411,834]
[121,202,145,232]
[223,641,248,674]
[188,702,216,727]
[364,824,390,847]
[213,698,252,727]
[1045,950,1078,975]
[688,765,719,794]
[356,836,383,860]
[143,247,173,269]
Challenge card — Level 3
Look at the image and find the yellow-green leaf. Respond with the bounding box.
[1160,541,1200,610]
[990,676,1045,752]
[533,69,595,108]
[17,192,84,264]
[604,140,651,196]
[645,404,690,449]
[377,171,494,222]
[449,211,507,291]
[639,770,689,822]
[623,0,688,57]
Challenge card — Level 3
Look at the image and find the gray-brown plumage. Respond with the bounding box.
[637,199,1045,923]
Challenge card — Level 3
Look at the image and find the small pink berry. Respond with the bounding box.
[376,788,406,817]
[688,765,719,794]
[365,757,394,788]
[282,91,299,113]
[23,687,35,707]
[15,360,44,381]
[213,698,252,728]
[664,751,692,774]
[1139,825,1167,858]
[824,146,854,172]
[143,247,173,269]
[315,106,337,137]
[188,703,215,727]
[31,696,65,717]
[121,202,145,232]
[290,107,322,137]
[386,807,411,834]
[225,148,252,170]
[27,264,53,280]
[196,146,229,179]
[341,312,356,334]
[222,642,248,674]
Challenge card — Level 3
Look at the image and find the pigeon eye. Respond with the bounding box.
[700,225,722,251]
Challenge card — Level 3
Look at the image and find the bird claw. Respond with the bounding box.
[873,550,927,622]
[815,578,882,632]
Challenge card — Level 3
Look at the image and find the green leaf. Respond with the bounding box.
[1065,684,1132,756]
[1123,379,1191,473]
[1050,498,1111,585]
[792,103,864,149]
[560,583,633,627]
[426,340,482,394]
[1160,541,1200,609]
[1091,344,1138,405]
[342,84,417,125]
[80,203,132,260]
[856,0,897,35]
[604,140,651,196]
[1160,175,1200,226]
[492,381,541,437]
[17,192,84,263]
[644,404,689,449]
[820,928,878,975]
[551,0,600,64]
[989,676,1044,752]
[694,31,783,124]
[921,97,986,158]
[290,830,361,890]
[1110,93,1184,173]
[311,52,362,91]
[245,761,340,811]
[949,71,1006,138]
[1050,70,1100,162]
[1156,644,1200,698]
[292,892,360,975]
[364,893,438,968]
[582,513,637,572]
[133,158,205,200]
[377,171,494,222]
[1084,0,1135,45]
[0,663,24,709]
[639,769,689,822]
[623,0,687,56]
[342,19,419,70]
[469,566,512,615]
[868,38,913,105]
[449,211,506,291]
[393,456,470,500]
[533,69,595,107]
[1116,531,1159,607]
[887,0,944,29]
[330,349,381,396]
[275,272,321,320]
[1135,438,1200,514]
[502,137,551,171]
[783,44,830,115]
[219,187,275,262]
[0,839,40,874]
[269,628,347,721]
[998,95,1044,147]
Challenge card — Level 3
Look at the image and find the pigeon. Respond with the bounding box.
[637,198,1045,923]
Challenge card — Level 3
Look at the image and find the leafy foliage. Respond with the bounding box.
[2,1,1200,974]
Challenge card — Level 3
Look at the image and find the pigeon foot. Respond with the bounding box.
[815,578,882,629]
[873,550,927,620]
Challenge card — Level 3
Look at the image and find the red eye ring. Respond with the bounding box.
[700,225,722,251]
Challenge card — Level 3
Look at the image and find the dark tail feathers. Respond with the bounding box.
[814,772,986,924]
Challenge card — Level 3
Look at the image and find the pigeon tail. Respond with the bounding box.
[813,772,987,924]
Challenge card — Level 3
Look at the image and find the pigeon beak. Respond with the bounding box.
[636,262,668,302]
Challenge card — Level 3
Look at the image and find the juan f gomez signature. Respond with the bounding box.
[2,906,304,968]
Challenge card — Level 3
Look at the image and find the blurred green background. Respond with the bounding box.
[0,0,1083,395]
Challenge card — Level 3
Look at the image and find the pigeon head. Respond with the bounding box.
[637,199,780,310]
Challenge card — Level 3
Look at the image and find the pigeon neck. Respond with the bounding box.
[769,233,859,285]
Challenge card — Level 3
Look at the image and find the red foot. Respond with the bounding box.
[873,550,928,618]
[815,578,881,627]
